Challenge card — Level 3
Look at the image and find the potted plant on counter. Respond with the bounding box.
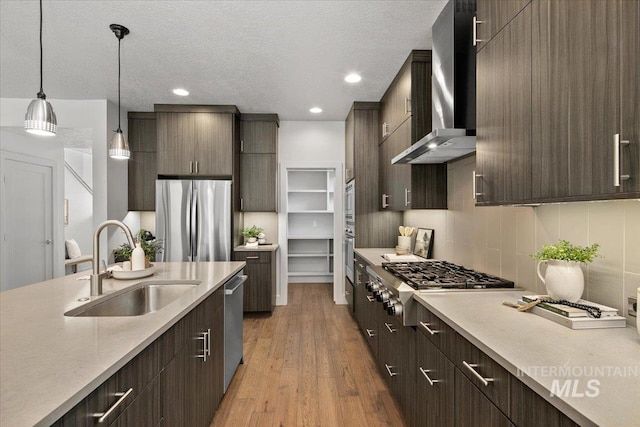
[113,229,163,267]
[530,240,599,302]
[242,225,263,247]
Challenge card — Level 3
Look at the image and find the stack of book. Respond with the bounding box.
[518,295,627,329]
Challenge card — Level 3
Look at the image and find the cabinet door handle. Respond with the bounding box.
[189,160,194,174]
[473,16,484,46]
[384,322,397,333]
[366,296,376,302]
[197,331,209,362]
[473,170,484,199]
[240,198,244,210]
[195,161,199,174]
[206,328,211,357]
[404,188,411,206]
[419,321,439,335]
[366,329,376,337]
[381,193,389,209]
[93,388,134,423]
[240,140,244,152]
[404,97,411,115]
[385,363,397,377]
[462,361,494,387]
[419,367,440,386]
[246,256,259,260]
[613,133,630,187]
[345,290,351,296]
[382,122,389,138]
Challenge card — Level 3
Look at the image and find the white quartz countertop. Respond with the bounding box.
[414,291,640,427]
[0,261,245,427]
[354,248,394,266]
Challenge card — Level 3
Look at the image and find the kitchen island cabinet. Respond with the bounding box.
[0,262,244,427]
[155,105,240,178]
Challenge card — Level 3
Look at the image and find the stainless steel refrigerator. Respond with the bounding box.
[156,180,232,262]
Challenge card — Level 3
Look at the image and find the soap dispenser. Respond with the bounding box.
[131,242,145,271]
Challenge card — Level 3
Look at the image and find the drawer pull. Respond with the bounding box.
[366,329,376,337]
[94,388,134,423]
[246,256,259,260]
[345,290,351,296]
[419,367,440,386]
[384,322,397,333]
[419,321,439,335]
[197,330,209,362]
[384,363,397,377]
[462,361,494,387]
[366,296,376,302]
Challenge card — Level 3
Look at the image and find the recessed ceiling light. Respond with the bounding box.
[309,107,323,114]
[345,73,362,83]
[428,142,438,149]
[172,88,189,96]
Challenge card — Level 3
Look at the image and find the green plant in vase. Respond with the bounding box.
[242,225,263,244]
[113,229,163,266]
[530,240,599,302]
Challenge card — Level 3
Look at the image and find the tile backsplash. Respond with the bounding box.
[404,155,640,320]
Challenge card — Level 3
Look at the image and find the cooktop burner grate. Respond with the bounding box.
[382,261,514,290]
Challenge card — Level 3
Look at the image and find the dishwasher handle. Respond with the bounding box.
[225,275,248,295]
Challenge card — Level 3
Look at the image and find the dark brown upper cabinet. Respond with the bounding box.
[475,2,532,204]
[378,50,447,211]
[531,0,639,201]
[345,102,402,248]
[239,114,278,212]
[127,112,157,211]
[475,0,639,205]
[475,0,531,51]
[155,105,239,178]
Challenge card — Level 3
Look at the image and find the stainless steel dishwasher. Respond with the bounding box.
[224,273,247,392]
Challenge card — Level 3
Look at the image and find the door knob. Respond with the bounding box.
[45,239,53,245]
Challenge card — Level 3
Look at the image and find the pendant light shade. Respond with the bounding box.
[108,24,130,160]
[25,0,57,136]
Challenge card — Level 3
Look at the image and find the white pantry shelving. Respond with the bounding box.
[286,169,335,281]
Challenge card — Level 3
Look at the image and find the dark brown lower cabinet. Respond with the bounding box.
[413,303,582,427]
[233,250,276,312]
[416,330,455,427]
[454,369,512,427]
[53,287,226,427]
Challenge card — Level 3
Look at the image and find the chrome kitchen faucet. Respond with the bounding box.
[90,220,136,296]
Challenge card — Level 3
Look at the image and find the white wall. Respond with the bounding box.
[1,98,129,275]
[278,121,345,163]
[64,148,93,260]
[404,154,640,321]
[277,121,345,305]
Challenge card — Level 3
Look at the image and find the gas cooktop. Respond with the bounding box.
[382,261,514,290]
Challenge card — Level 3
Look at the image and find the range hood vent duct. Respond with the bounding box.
[393,0,476,164]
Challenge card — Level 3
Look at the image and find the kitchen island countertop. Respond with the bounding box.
[415,291,640,427]
[0,261,245,427]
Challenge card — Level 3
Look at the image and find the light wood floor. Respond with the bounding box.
[210,283,407,427]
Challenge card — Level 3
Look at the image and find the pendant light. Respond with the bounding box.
[108,24,130,160]
[24,0,57,136]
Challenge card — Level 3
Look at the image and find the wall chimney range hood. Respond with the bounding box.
[393,0,476,164]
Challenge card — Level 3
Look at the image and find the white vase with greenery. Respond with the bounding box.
[531,240,599,302]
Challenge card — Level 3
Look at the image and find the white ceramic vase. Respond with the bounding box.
[398,236,411,250]
[536,260,584,302]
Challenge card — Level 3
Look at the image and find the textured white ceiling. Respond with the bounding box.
[0,0,448,121]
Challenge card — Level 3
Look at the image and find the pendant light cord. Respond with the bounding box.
[37,0,45,99]
[117,36,121,131]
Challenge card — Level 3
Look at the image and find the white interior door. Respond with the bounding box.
[1,156,54,290]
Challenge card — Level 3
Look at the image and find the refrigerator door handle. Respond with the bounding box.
[190,182,198,260]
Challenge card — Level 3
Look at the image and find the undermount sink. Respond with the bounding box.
[65,280,201,317]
